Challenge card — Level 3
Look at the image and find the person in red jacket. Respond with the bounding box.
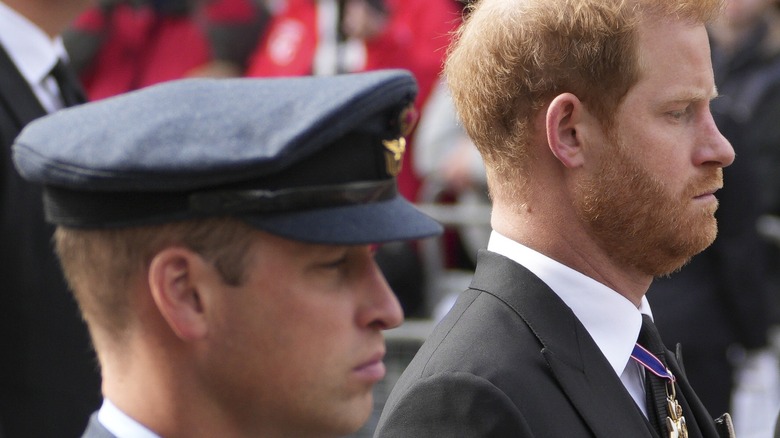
[65,0,269,100]
[246,0,462,201]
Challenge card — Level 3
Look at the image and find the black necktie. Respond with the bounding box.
[636,314,689,438]
[50,60,87,107]
[638,316,671,436]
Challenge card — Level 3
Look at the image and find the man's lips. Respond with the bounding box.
[694,185,721,200]
[353,351,387,382]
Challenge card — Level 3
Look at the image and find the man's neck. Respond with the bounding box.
[491,202,651,307]
[1,0,86,38]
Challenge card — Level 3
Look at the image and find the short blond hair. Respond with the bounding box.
[446,0,723,199]
[54,218,256,341]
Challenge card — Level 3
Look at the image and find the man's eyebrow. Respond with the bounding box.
[667,86,719,104]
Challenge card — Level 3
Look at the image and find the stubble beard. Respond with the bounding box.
[574,140,722,277]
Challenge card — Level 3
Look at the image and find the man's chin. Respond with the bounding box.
[648,221,717,277]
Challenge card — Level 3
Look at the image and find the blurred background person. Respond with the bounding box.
[0,0,100,436]
[246,0,461,201]
[64,0,269,100]
[412,79,490,319]
[190,0,272,76]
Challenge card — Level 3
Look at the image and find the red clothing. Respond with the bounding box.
[246,0,461,199]
[358,0,460,108]
[246,0,318,78]
[204,0,261,23]
[72,4,211,100]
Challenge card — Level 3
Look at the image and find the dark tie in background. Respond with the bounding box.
[50,59,86,107]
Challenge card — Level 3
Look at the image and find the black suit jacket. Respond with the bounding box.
[375,251,722,437]
[0,44,100,438]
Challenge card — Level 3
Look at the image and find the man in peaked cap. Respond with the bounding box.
[12,69,441,438]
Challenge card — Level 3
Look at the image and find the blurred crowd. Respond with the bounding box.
[5,0,780,436]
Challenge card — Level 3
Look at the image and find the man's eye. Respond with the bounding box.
[667,107,691,121]
[321,255,348,269]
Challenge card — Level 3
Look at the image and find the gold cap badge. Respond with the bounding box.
[381,103,417,177]
[382,137,406,177]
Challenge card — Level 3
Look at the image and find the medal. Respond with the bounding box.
[665,380,688,438]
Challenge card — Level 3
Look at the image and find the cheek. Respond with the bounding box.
[260,292,355,361]
[259,308,357,409]
[230,261,363,383]
[620,131,690,191]
[217,299,347,405]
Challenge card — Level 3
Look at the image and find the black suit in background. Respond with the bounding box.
[375,251,723,437]
[0,45,101,437]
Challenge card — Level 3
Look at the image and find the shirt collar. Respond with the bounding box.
[0,1,67,86]
[97,399,161,438]
[487,230,652,377]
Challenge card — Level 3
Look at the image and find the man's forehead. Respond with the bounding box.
[631,20,714,92]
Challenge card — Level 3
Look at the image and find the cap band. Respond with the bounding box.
[188,179,397,214]
[43,179,397,228]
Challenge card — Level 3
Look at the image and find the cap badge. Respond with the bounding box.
[382,137,406,177]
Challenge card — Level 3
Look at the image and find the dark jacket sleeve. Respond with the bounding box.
[374,372,534,437]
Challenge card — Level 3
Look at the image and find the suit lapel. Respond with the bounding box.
[0,43,47,131]
[470,250,654,437]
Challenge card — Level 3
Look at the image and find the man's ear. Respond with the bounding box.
[147,247,210,342]
[546,93,587,168]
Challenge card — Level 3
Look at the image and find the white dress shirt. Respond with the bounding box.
[487,230,652,416]
[97,399,160,438]
[0,1,70,112]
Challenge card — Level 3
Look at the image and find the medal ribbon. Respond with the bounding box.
[631,343,676,382]
[632,343,689,438]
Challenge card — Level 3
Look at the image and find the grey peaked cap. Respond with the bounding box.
[12,69,443,244]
